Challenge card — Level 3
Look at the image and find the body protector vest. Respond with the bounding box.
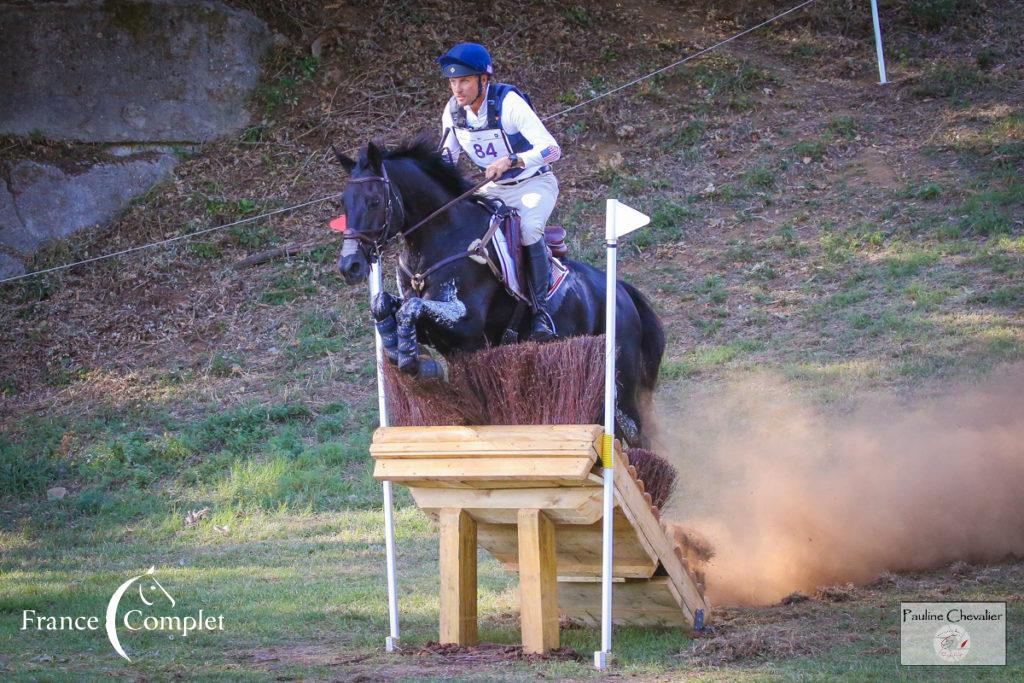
[447,83,543,182]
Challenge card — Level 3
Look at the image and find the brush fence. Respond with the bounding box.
[370,424,709,654]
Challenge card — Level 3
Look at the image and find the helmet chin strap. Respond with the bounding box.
[474,74,485,108]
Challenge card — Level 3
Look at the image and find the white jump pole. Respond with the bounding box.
[595,199,619,670]
[869,0,888,84]
[370,258,401,652]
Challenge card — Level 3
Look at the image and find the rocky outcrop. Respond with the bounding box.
[0,154,178,270]
[0,0,275,274]
[0,0,272,142]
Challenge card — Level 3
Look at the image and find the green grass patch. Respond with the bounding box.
[660,340,763,379]
[695,275,728,304]
[954,179,1024,236]
[255,47,320,119]
[261,267,320,304]
[767,223,811,257]
[904,280,951,309]
[723,240,758,263]
[967,285,1024,308]
[902,181,942,200]
[826,115,858,140]
[208,351,243,377]
[907,0,981,31]
[743,165,777,189]
[629,198,697,251]
[661,119,706,153]
[690,58,773,111]
[807,286,871,320]
[789,139,826,162]
[912,61,985,100]
[881,248,940,277]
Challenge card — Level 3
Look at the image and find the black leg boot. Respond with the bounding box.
[524,240,557,342]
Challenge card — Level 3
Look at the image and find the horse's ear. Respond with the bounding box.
[331,145,356,173]
[366,140,384,171]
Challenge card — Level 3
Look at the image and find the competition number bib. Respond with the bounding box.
[454,127,512,169]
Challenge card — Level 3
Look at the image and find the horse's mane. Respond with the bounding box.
[361,133,473,197]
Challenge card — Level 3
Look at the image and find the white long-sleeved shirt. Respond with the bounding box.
[440,86,561,182]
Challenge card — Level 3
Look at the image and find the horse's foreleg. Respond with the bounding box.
[395,297,426,376]
[395,283,467,380]
[371,291,401,365]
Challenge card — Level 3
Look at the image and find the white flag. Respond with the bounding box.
[605,199,650,241]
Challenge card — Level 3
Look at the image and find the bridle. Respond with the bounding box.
[344,162,407,255]
[343,162,489,272]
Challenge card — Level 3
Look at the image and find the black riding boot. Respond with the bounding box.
[524,240,557,342]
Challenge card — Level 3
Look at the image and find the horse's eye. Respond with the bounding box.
[369,198,381,208]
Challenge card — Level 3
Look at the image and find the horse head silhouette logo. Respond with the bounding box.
[105,566,175,661]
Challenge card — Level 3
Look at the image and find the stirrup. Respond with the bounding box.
[529,308,557,342]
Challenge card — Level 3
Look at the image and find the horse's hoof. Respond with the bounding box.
[417,358,446,382]
[397,356,420,376]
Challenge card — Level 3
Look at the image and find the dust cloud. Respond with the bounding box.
[656,368,1024,606]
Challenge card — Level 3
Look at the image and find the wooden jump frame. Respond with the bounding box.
[370,423,710,654]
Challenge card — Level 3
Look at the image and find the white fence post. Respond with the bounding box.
[870,0,888,84]
[370,259,401,652]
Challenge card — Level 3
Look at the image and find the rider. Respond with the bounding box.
[436,42,561,342]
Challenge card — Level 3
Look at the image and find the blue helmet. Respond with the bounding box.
[436,42,493,78]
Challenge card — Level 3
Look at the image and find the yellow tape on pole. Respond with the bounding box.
[601,433,614,469]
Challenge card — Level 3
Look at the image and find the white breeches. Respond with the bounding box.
[480,172,559,245]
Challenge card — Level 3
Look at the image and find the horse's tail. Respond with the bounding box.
[620,280,665,392]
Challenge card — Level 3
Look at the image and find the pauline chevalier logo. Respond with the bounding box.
[900,601,1005,666]
[22,566,225,662]
[934,623,970,663]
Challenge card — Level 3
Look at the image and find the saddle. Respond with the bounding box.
[486,204,570,304]
[473,195,567,257]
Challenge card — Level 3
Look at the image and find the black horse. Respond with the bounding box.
[335,136,664,444]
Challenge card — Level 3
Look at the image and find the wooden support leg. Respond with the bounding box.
[439,508,477,645]
[517,508,559,654]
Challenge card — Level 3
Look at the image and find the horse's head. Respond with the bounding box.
[333,141,405,285]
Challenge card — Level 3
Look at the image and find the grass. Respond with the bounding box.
[628,198,698,251]
[254,47,320,119]
[789,139,827,162]
[660,340,763,379]
[825,115,858,140]
[881,248,940,278]
[691,59,773,111]
[912,62,986,100]
[660,119,706,153]
[742,165,776,190]
[14,416,1016,681]
[907,0,982,31]
[955,179,1024,236]
[2,392,714,679]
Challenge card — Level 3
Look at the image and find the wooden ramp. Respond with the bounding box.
[370,424,710,653]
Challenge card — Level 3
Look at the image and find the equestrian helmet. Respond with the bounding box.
[436,42,493,78]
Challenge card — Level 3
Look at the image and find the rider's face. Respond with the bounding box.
[449,74,486,107]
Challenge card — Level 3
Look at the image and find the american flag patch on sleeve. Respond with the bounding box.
[540,145,561,162]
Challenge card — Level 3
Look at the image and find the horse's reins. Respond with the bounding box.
[403,177,490,239]
[345,164,489,253]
